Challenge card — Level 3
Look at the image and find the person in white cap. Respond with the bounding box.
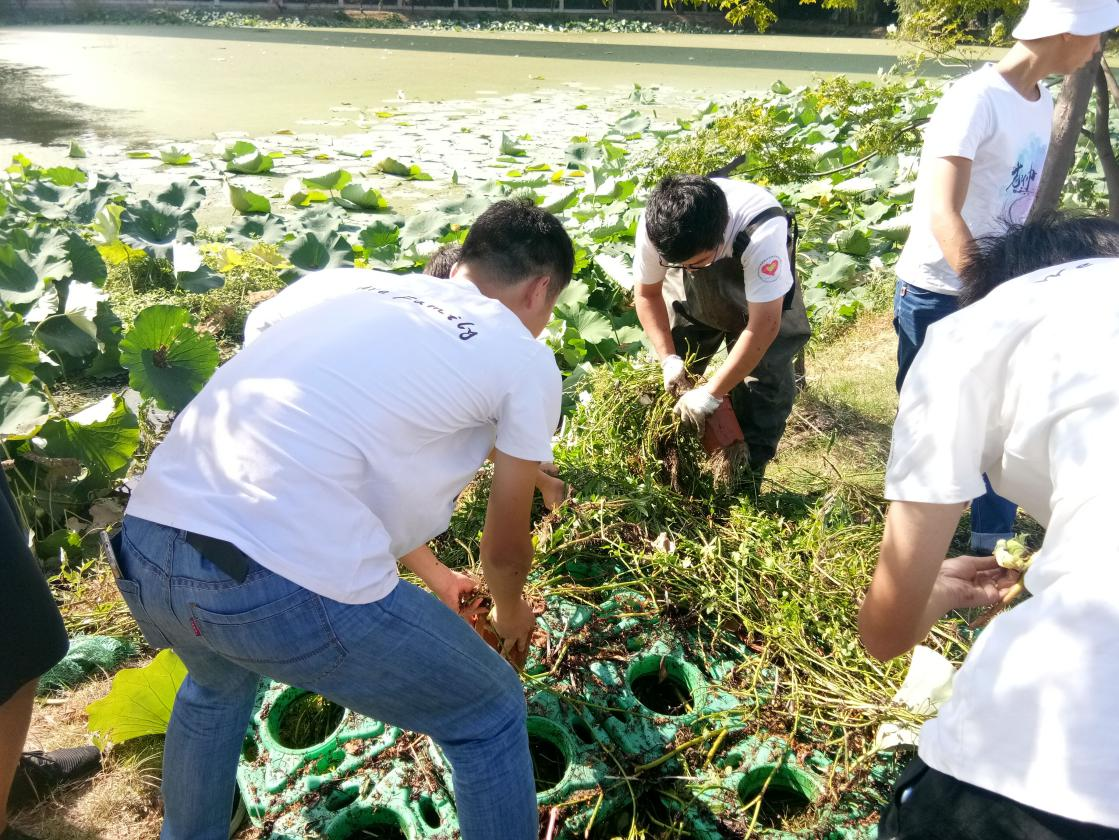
[891,0,1119,557]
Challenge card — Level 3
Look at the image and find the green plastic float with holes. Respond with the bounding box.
[235,590,884,839]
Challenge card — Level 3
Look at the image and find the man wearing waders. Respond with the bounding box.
[633,174,811,479]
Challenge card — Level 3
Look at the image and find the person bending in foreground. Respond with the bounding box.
[114,199,574,840]
[862,241,1119,837]
[246,243,569,513]
[891,0,1118,553]
[632,174,810,478]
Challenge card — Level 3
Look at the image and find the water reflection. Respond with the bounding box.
[0,59,94,145]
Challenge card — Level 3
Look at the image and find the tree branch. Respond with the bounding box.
[1102,57,1119,113]
[1093,64,1119,218]
[1030,55,1102,220]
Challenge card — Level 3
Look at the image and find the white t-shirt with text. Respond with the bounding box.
[243,268,405,346]
[128,273,561,604]
[886,259,1119,828]
[633,178,793,304]
[896,64,1053,295]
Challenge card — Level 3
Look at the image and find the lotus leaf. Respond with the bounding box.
[119,305,219,412]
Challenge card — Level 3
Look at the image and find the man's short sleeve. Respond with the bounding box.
[885,313,999,504]
[922,76,993,161]
[740,216,793,303]
[494,346,562,463]
[633,212,669,287]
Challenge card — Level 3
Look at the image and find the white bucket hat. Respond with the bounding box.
[1013,0,1119,39]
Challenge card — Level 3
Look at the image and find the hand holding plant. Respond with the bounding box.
[931,555,1020,617]
[489,596,538,669]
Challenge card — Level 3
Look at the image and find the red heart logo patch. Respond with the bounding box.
[761,259,780,277]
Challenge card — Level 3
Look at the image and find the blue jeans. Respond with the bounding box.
[893,279,1017,552]
[115,515,537,840]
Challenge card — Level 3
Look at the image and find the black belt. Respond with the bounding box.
[185,532,251,583]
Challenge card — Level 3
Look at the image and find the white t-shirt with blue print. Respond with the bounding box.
[896,64,1053,295]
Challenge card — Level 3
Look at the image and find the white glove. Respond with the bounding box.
[673,387,722,432]
[661,355,688,393]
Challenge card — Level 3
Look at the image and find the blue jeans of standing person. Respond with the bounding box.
[893,279,1018,552]
[114,515,537,840]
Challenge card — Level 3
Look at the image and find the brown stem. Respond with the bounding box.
[1094,65,1119,218]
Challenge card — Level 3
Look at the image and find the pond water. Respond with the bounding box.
[0,24,986,228]
[0,24,972,151]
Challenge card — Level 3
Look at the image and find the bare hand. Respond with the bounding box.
[536,463,569,512]
[432,569,484,620]
[933,555,1020,614]
[489,597,538,664]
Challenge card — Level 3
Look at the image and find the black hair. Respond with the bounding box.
[458,199,574,299]
[959,212,1119,307]
[645,175,729,264]
[423,243,463,279]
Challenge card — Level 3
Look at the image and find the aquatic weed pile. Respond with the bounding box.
[432,359,960,838]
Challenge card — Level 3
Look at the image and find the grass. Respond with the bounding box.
[17,304,950,839]
[14,676,163,840]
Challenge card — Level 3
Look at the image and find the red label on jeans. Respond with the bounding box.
[190,617,202,637]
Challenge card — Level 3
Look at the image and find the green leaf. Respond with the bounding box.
[226,150,274,175]
[159,145,193,166]
[357,221,401,268]
[35,312,99,360]
[32,394,140,486]
[377,157,432,181]
[337,183,389,211]
[87,302,124,379]
[0,313,40,383]
[0,246,44,307]
[771,80,792,94]
[863,155,900,190]
[283,177,329,207]
[229,214,288,245]
[120,306,219,412]
[499,133,527,157]
[303,169,352,191]
[811,253,860,289]
[831,227,870,257]
[67,140,86,159]
[66,233,107,286]
[157,181,206,214]
[219,140,258,162]
[567,309,614,345]
[125,150,153,160]
[283,232,354,278]
[554,279,591,315]
[612,110,650,137]
[36,528,83,565]
[118,201,198,261]
[614,325,646,349]
[86,650,188,749]
[176,264,225,293]
[228,183,271,215]
[869,216,911,244]
[43,166,86,187]
[400,211,454,248]
[0,376,50,438]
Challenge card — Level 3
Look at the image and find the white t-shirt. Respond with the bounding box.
[243,268,406,346]
[896,64,1053,295]
[886,258,1119,828]
[127,273,561,605]
[633,178,793,304]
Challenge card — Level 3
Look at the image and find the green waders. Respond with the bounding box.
[662,217,812,475]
